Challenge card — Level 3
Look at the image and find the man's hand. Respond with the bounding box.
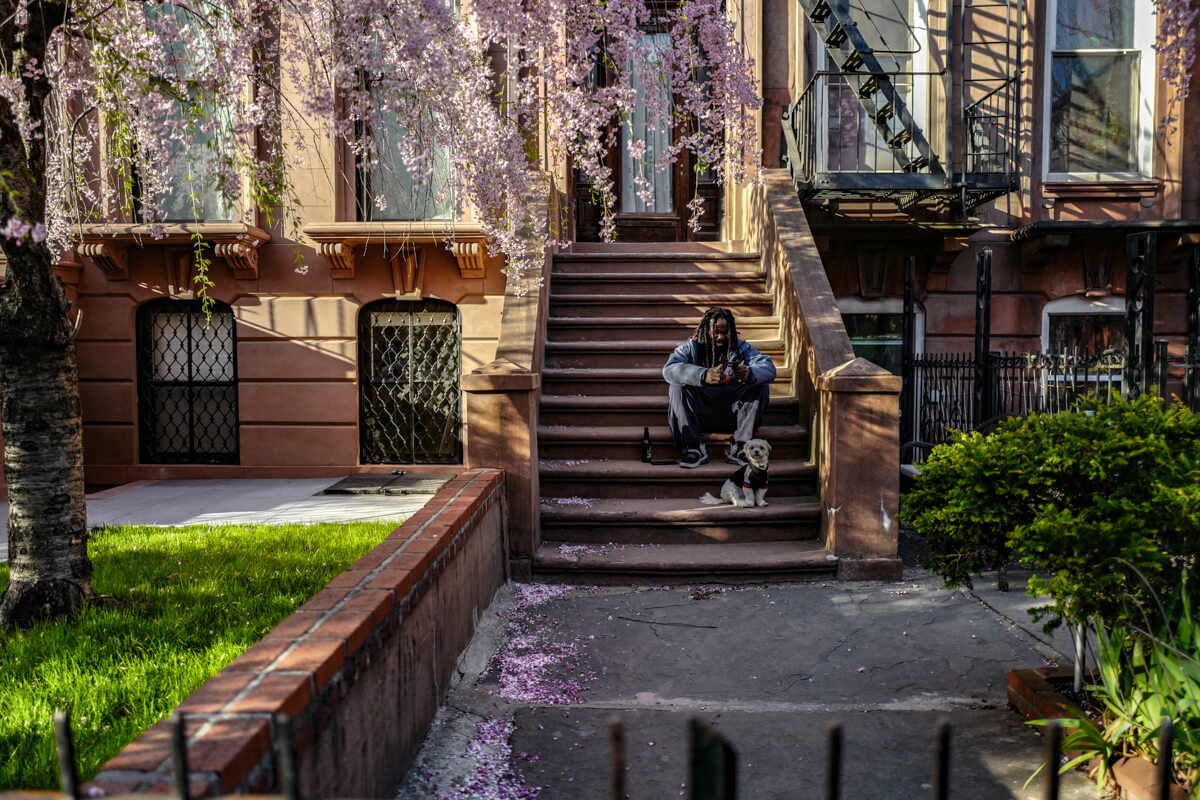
[703,366,725,385]
[734,364,750,383]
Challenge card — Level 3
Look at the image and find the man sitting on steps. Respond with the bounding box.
[662,307,776,469]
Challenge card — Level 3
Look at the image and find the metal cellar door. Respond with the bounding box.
[358,299,462,464]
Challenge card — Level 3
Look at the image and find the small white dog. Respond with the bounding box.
[699,438,771,508]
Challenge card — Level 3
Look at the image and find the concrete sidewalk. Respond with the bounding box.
[0,478,432,562]
[397,572,1095,800]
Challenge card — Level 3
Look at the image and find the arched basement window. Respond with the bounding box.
[136,298,239,464]
[358,298,462,464]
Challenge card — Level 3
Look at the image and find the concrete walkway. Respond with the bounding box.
[0,478,432,562]
[396,570,1095,800]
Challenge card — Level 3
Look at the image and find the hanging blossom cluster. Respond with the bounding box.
[6,0,760,287]
[472,0,760,241]
[1154,0,1197,105]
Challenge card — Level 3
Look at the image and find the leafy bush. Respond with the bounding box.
[901,395,1200,628]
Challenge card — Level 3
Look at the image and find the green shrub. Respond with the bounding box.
[901,395,1200,628]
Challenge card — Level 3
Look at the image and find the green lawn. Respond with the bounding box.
[0,520,400,791]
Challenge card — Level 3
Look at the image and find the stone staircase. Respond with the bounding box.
[533,245,836,583]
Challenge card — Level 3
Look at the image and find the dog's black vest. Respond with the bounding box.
[729,463,768,490]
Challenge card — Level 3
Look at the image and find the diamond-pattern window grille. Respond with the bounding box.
[359,299,461,464]
[136,299,239,464]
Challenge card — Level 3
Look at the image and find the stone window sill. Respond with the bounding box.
[301,221,488,286]
[75,222,271,280]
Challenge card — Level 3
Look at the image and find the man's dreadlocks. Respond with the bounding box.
[692,307,740,368]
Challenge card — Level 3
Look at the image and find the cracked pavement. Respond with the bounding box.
[395,574,1095,799]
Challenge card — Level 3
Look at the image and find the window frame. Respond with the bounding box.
[1041,0,1156,182]
[1040,295,1126,353]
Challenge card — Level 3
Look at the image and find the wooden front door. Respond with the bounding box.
[574,32,722,243]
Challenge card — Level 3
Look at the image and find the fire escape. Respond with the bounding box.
[782,0,1021,215]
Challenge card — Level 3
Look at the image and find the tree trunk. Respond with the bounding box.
[0,246,93,631]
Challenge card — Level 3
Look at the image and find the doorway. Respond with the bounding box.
[574,30,722,242]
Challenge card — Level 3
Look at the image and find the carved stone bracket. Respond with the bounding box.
[213,241,260,279]
[78,241,130,279]
[302,222,489,284]
[318,241,356,279]
[450,240,486,279]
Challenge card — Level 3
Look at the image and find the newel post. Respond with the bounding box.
[816,358,903,580]
[463,361,541,581]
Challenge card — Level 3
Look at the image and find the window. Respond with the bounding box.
[357,106,454,221]
[1045,0,1154,178]
[143,3,237,222]
[845,314,905,373]
[358,299,461,464]
[839,298,924,375]
[136,299,239,464]
[1042,296,1126,353]
[1047,313,1126,353]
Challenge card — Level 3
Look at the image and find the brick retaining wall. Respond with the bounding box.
[84,468,508,799]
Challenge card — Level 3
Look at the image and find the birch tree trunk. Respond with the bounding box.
[0,246,94,631]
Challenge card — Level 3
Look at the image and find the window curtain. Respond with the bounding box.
[621,33,673,214]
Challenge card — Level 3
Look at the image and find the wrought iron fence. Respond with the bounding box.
[36,710,1182,800]
[903,349,1198,459]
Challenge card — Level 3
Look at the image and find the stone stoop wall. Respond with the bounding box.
[82,468,508,800]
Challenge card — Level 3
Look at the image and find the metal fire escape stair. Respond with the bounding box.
[803,0,944,177]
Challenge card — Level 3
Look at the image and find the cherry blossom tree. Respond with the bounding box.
[0,0,761,629]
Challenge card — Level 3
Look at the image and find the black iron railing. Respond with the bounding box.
[962,78,1018,178]
[785,71,947,186]
[782,70,1018,212]
[903,348,1198,460]
[34,709,1181,800]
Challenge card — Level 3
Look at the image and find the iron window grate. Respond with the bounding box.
[359,298,462,464]
[136,299,239,464]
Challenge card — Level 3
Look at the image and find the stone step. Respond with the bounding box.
[539,496,821,544]
[541,367,794,398]
[536,424,809,461]
[547,316,779,342]
[538,457,818,500]
[538,394,802,428]
[532,540,837,584]
[549,293,774,319]
[550,272,766,295]
[544,339,785,369]
[552,251,761,275]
